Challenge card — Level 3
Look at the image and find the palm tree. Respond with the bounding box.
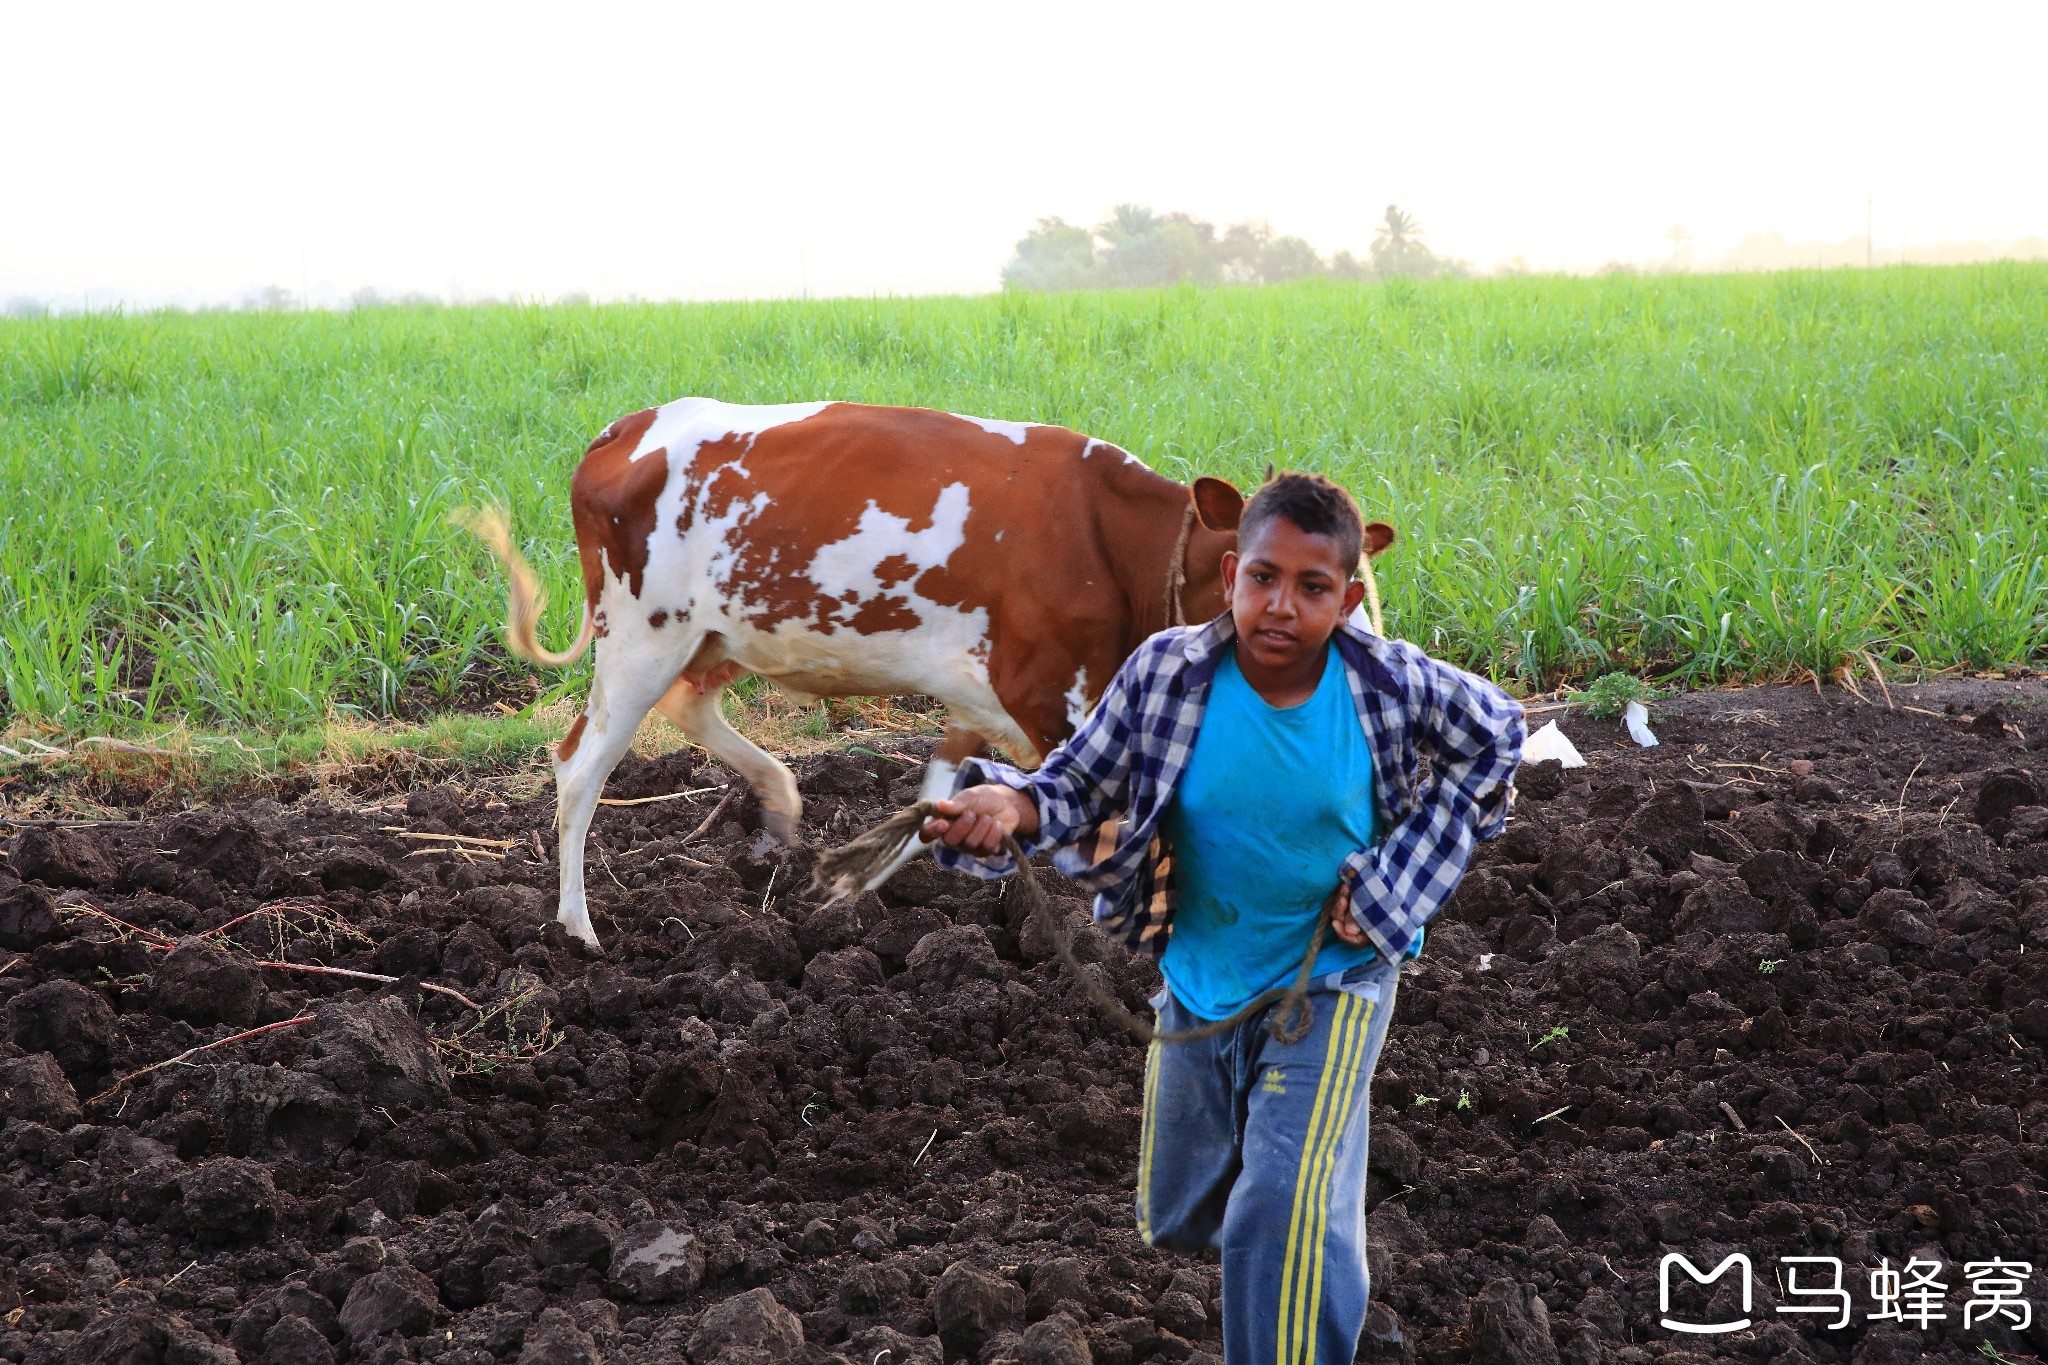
[1099,203,1161,246]
[1374,205,1423,256]
[1370,205,1435,279]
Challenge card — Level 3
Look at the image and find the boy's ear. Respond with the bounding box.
[1363,521,1396,559]
[1191,477,1245,532]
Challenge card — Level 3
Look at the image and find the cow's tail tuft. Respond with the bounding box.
[451,506,594,668]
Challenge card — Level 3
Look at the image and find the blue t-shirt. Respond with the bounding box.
[1159,644,1398,1020]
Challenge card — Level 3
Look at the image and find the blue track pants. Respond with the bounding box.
[1135,955,1401,1365]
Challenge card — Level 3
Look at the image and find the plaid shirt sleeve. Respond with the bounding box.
[1338,649,1526,960]
[930,637,1159,879]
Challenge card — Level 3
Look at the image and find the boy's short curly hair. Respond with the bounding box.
[1238,472,1365,575]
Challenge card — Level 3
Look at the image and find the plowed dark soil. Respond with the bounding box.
[3,680,2046,1365]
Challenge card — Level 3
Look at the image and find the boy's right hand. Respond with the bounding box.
[921,785,1039,855]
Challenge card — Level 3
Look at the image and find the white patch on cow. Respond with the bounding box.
[1065,667,1091,730]
[702,490,772,590]
[1081,437,1146,468]
[952,413,1034,445]
[629,397,834,464]
[806,483,972,623]
[623,412,1031,764]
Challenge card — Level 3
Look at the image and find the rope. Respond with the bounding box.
[1360,552,1385,637]
[811,801,1329,1047]
[1163,501,1197,629]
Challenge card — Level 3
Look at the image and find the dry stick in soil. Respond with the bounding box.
[250,961,482,1011]
[598,784,724,809]
[380,828,520,849]
[812,801,1328,1047]
[682,786,743,843]
[88,1014,315,1109]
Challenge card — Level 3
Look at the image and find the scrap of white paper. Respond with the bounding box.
[1624,700,1659,748]
[1522,719,1587,768]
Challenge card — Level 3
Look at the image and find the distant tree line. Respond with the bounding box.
[1003,204,1470,291]
[1,286,531,317]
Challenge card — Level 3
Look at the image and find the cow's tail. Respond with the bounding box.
[451,506,594,668]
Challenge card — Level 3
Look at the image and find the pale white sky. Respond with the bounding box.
[4,1,2044,308]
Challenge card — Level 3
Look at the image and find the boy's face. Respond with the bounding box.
[1221,516,1368,673]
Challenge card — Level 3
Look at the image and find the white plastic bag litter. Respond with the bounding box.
[1522,720,1586,768]
[1624,700,1659,748]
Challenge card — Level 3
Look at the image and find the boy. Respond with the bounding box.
[921,473,1524,1365]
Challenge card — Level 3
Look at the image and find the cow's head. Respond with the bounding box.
[1185,475,1395,622]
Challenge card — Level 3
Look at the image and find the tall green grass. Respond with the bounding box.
[3,265,2045,734]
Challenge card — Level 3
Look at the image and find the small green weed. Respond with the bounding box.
[1528,1025,1570,1051]
[1576,672,1659,720]
[1976,1342,2033,1365]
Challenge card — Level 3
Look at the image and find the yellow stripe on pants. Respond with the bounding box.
[1287,995,1371,1365]
[1274,993,1360,1365]
[1137,1037,1162,1243]
[1300,998,1375,1357]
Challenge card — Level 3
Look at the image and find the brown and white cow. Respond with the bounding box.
[465,398,1249,948]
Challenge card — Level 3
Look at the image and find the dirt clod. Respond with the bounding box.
[181,1156,280,1243]
[609,1223,707,1302]
[690,1285,805,1364]
[1019,1312,1092,1365]
[520,1305,603,1365]
[0,1050,82,1126]
[7,976,118,1083]
[9,824,118,888]
[0,878,62,949]
[935,1262,1024,1359]
[535,1209,619,1270]
[150,937,267,1025]
[1468,1279,1558,1365]
[262,1314,338,1365]
[339,1263,442,1345]
[305,996,451,1110]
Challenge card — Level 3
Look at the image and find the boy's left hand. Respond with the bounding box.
[1325,886,1368,947]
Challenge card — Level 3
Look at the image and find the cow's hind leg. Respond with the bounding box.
[862,724,990,891]
[552,654,676,949]
[653,675,803,844]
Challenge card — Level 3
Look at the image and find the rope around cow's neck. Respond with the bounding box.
[1164,501,1196,629]
[810,800,1330,1047]
[1360,551,1385,638]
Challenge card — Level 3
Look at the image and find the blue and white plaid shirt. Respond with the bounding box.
[934,612,1526,963]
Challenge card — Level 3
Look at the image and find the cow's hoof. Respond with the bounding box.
[556,915,603,953]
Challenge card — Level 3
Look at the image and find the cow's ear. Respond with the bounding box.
[1191,477,1245,532]
[1363,521,1397,559]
